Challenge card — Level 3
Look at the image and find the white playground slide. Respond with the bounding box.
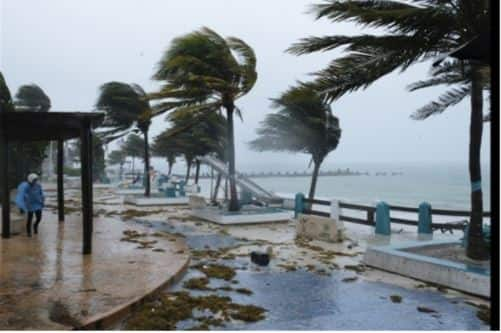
[197,155,281,202]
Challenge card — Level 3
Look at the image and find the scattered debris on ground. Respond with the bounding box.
[342,277,358,283]
[417,306,437,313]
[389,295,402,303]
[125,291,266,330]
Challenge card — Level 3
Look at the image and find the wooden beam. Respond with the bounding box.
[80,121,92,254]
[57,140,64,223]
[0,132,10,238]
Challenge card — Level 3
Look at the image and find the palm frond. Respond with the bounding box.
[411,85,470,120]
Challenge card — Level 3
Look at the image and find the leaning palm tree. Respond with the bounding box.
[96,82,154,196]
[151,27,257,211]
[250,85,341,200]
[288,0,490,260]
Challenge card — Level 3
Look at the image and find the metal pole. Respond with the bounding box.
[80,121,92,254]
[0,128,10,238]
[57,139,64,223]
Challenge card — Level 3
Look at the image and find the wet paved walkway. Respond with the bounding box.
[0,211,190,329]
[126,218,489,330]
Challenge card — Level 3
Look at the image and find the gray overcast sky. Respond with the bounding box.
[1,0,491,173]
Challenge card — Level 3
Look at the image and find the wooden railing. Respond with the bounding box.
[301,197,491,232]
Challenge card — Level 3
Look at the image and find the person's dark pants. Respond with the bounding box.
[27,210,42,236]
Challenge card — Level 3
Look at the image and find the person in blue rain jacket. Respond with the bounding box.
[15,173,45,237]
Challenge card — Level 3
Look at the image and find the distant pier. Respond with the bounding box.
[198,169,404,179]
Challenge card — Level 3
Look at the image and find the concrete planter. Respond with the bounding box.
[363,240,490,298]
[190,206,293,225]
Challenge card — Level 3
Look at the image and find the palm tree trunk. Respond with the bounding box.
[167,161,173,176]
[143,129,151,197]
[225,103,239,211]
[466,65,488,260]
[212,172,222,202]
[195,159,201,184]
[185,160,192,183]
[119,162,124,181]
[308,161,321,201]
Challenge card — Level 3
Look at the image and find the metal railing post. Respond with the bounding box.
[294,193,305,218]
[418,202,433,234]
[375,202,391,235]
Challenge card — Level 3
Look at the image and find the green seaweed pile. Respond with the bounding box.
[125,292,266,330]
[192,263,237,281]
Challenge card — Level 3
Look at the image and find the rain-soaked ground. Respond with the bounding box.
[117,217,490,330]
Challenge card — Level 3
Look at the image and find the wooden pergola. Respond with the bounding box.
[0,110,104,254]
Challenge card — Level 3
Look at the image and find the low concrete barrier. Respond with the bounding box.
[296,213,344,243]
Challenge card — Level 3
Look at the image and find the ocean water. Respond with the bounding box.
[197,163,491,211]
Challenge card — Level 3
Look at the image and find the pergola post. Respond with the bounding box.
[80,120,93,254]
[57,140,64,223]
[0,128,10,239]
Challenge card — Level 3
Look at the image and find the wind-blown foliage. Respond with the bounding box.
[0,72,15,113]
[151,27,257,211]
[123,134,145,160]
[71,136,106,182]
[108,149,128,180]
[15,84,51,112]
[250,85,341,200]
[96,82,154,195]
[288,0,490,103]
[153,111,226,182]
[289,0,490,259]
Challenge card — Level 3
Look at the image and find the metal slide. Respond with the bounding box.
[197,155,281,202]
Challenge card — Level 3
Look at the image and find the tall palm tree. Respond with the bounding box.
[151,27,257,211]
[288,0,490,260]
[250,85,341,200]
[96,82,154,196]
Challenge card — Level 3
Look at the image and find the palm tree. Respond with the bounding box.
[151,27,257,211]
[288,0,490,260]
[15,84,56,176]
[96,82,154,196]
[0,72,15,113]
[15,84,51,112]
[153,110,227,184]
[108,149,127,181]
[250,85,341,200]
[123,134,145,178]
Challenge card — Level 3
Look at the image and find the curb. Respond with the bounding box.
[77,243,191,329]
